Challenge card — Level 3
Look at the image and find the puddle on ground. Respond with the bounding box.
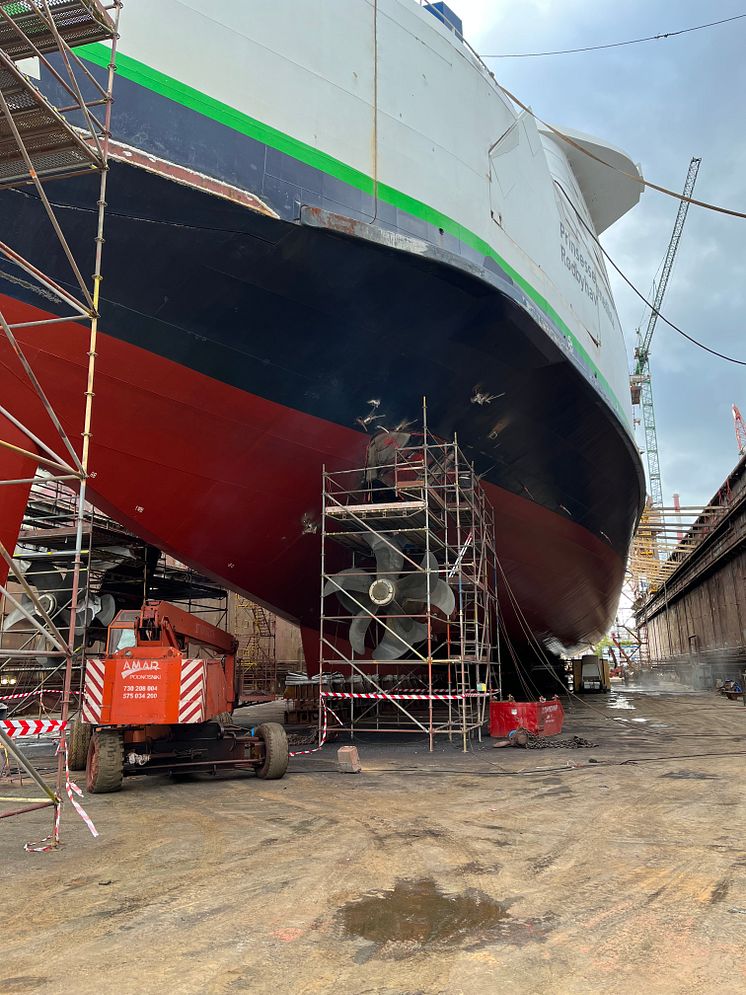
[338,878,549,956]
[608,694,635,710]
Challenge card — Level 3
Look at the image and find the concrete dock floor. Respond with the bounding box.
[1,686,744,994]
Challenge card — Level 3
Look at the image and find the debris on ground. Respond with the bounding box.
[493,727,597,750]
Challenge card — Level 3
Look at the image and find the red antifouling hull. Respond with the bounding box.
[0,415,36,587]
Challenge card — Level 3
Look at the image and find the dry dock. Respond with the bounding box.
[1,687,744,995]
[637,453,746,683]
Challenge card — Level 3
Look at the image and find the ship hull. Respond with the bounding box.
[0,0,645,658]
[0,159,636,656]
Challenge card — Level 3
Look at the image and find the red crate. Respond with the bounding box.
[489,698,564,738]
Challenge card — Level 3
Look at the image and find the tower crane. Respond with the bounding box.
[630,157,701,510]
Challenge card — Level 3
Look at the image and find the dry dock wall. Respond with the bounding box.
[636,455,746,685]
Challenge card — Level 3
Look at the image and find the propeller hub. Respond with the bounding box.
[369,578,395,607]
[38,593,57,615]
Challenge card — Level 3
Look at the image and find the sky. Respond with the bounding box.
[455,0,746,508]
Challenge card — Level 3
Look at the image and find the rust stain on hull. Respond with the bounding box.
[104,140,279,218]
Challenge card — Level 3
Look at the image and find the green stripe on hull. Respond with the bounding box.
[77,43,627,426]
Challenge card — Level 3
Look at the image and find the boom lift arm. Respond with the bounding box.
[136,600,237,656]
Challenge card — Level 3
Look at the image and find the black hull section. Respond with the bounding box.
[0,161,643,561]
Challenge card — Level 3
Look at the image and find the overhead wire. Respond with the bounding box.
[483,13,746,58]
[555,183,746,366]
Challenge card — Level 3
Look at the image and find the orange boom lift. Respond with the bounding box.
[77,601,288,792]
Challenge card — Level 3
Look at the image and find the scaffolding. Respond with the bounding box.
[228,595,279,698]
[1,480,230,708]
[0,0,120,845]
[319,404,499,752]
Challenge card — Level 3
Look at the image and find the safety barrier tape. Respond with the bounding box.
[286,690,489,759]
[320,690,491,701]
[22,732,98,852]
[0,689,78,702]
[59,737,98,840]
[330,687,491,696]
[288,697,329,757]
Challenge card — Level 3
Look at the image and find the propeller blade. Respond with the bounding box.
[5,590,65,628]
[95,593,117,627]
[396,555,454,615]
[367,432,411,470]
[365,533,404,576]
[5,598,35,628]
[372,608,427,661]
[431,579,455,617]
[25,563,70,594]
[323,569,371,598]
[396,572,428,604]
[349,611,375,654]
[324,569,374,615]
[86,595,102,618]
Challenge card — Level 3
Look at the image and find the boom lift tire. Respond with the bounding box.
[87,729,124,794]
[255,722,289,780]
[68,718,92,771]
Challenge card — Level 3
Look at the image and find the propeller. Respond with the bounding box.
[324,536,455,660]
[364,431,411,485]
[5,562,116,635]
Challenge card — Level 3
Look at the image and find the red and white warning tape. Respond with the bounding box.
[288,697,329,757]
[0,689,74,702]
[320,690,490,701]
[286,689,490,758]
[1,719,68,737]
[60,737,98,840]
[21,731,98,853]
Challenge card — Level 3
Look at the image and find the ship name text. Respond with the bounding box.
[559,222,613,326]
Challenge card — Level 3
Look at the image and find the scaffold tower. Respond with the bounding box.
[319,403,499,752]
[0,0,121,847]
[229,595,279,697]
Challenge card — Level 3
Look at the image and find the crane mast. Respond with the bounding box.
[631,157,701,510]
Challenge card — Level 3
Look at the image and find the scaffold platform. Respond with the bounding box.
[0,54,103,186]
[0,0,115,61]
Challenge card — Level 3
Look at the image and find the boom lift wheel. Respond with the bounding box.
[68,717,92,771]
[86,729,124,793]
[255,722,289,780]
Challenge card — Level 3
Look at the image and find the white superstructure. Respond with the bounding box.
[114,0,642,425]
